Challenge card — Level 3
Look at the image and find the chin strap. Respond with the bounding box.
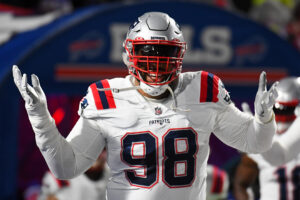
[166,86,190,112]
[97,86,140,93]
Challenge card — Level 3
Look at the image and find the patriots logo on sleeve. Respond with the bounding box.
[219,81,231,104]
[80,98,89,110]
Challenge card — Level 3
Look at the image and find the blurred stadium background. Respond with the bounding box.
[1,0,300,199]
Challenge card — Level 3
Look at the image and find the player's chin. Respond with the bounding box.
[145,75,168,84]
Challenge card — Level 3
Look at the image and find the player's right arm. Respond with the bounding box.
[12,65,105,179]
[233,154,258,200]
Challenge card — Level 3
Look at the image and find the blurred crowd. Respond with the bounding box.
[1,0,300,50]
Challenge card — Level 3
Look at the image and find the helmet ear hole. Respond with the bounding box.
[122,52,131,68]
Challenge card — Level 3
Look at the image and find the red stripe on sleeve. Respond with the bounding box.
[200,71,208,102]
[90,83,103,110]
[212,75,219,102]
[101,79,116,109]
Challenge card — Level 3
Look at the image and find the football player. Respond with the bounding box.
[13,12,278,200]
[233,77,300,200]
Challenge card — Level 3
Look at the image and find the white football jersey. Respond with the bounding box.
[249,137,300,200]
[38,166,110,200]
[69,71,274,200]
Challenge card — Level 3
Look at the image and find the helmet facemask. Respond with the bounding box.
[273,100,299,134]
[125,39,186,86]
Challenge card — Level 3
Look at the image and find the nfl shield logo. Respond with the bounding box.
[155,107,162,115]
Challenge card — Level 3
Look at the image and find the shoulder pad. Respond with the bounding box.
[78,79,116,116]
[89,79,116,110]
[199,71,220,103]
[199,71,231,105]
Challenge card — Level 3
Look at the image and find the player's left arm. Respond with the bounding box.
[213,71,278,153]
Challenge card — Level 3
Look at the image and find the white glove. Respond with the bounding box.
[12,65,52,130]
[254,71,278,123]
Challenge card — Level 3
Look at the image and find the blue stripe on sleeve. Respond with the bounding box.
[96,81,109,109]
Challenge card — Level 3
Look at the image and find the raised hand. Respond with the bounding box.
[12,65,49,117]
[254,71,278,123]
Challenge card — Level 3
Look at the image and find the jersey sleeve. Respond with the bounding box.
[199,71,232,106]
[66,117,106,163]
[78,79,117,118]
[77,79,139,129]
[35,116,105,180]
[35,81,109,180]
[183,71,275,153]
[212,92,276,154]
